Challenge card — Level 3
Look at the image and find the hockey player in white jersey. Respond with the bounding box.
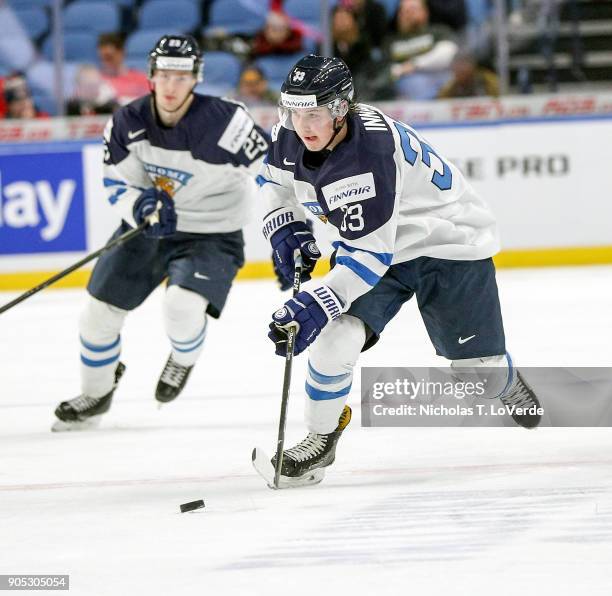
[52,35,269,430]
[260,55,541,483]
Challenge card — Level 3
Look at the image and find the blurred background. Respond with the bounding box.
[0,0,611,288]
[1,0,610,115]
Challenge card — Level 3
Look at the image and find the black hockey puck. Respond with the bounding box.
[180,499,205,513]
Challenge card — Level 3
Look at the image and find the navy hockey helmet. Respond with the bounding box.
[148,35,203,82]
[279,54,354,130]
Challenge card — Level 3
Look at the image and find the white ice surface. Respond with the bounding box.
[1,266,612,596]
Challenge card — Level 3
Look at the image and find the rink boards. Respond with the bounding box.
[1,114,611,290]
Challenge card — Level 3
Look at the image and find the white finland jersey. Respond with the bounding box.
[103,94,269,234]
[258,104,500,309]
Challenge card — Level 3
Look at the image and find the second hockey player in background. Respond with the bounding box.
[53,35,268,430]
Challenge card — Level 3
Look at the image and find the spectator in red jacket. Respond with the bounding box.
[97,33,149,105]
[66,65,120,116]
[251,10,303,57]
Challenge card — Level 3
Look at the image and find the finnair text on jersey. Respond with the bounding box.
[322,173,377,211]
[330,185,371,202]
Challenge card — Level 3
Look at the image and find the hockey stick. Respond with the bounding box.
[0,221,148,316]
[251,251,305,489]
[273,250,303,489]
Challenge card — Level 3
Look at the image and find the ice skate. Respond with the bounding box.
[271,405,352,485]
[500,370,542,429]
[155,355,193,404]
[52,362,126,432]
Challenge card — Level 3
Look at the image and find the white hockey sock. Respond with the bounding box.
[305,315,366,434]
[164,285,208,367]
[451,353,515,399]
[79,297,127,398]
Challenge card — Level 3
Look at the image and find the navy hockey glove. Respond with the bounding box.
[133,188,177,238]
[268,285,343,357]
[263,208,320,287]
[273,256,293,292]
[272,219,317,291]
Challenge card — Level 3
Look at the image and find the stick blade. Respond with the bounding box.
[251,447,276,489]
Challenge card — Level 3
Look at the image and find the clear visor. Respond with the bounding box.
[278,105,333,131]
[278,93,349,131]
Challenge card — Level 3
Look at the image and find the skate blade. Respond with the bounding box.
[155,395,178,408]
[277,468,325,489]
[251,447,326,489]
[51,415,103,432]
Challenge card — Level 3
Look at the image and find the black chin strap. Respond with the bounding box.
[161,91,194,114]
[151,82,196,121]
[320,117,347,152]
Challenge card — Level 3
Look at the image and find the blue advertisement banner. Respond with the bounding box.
[0,149,86,255]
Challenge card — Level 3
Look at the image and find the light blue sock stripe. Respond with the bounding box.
[170,323,207,346]
[305,382,352,401]
[307,362,351,385]
[81,354,119,368]
[80,335,120,353]
[172,335,205,354]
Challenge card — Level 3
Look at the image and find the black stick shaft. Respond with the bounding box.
[0,222,146,316]
[274,251,303,488]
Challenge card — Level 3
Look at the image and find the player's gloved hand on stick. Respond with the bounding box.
[273,257,293,292]
[263,209,320,288]
[271,222,320,287]
[272,219,316,291]
[133,188,177,238]
[268,285,343,356]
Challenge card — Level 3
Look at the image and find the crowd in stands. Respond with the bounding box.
[0,74,49,120]
[0,0,508,119]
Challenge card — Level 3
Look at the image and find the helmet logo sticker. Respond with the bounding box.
[292,70,306,84]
